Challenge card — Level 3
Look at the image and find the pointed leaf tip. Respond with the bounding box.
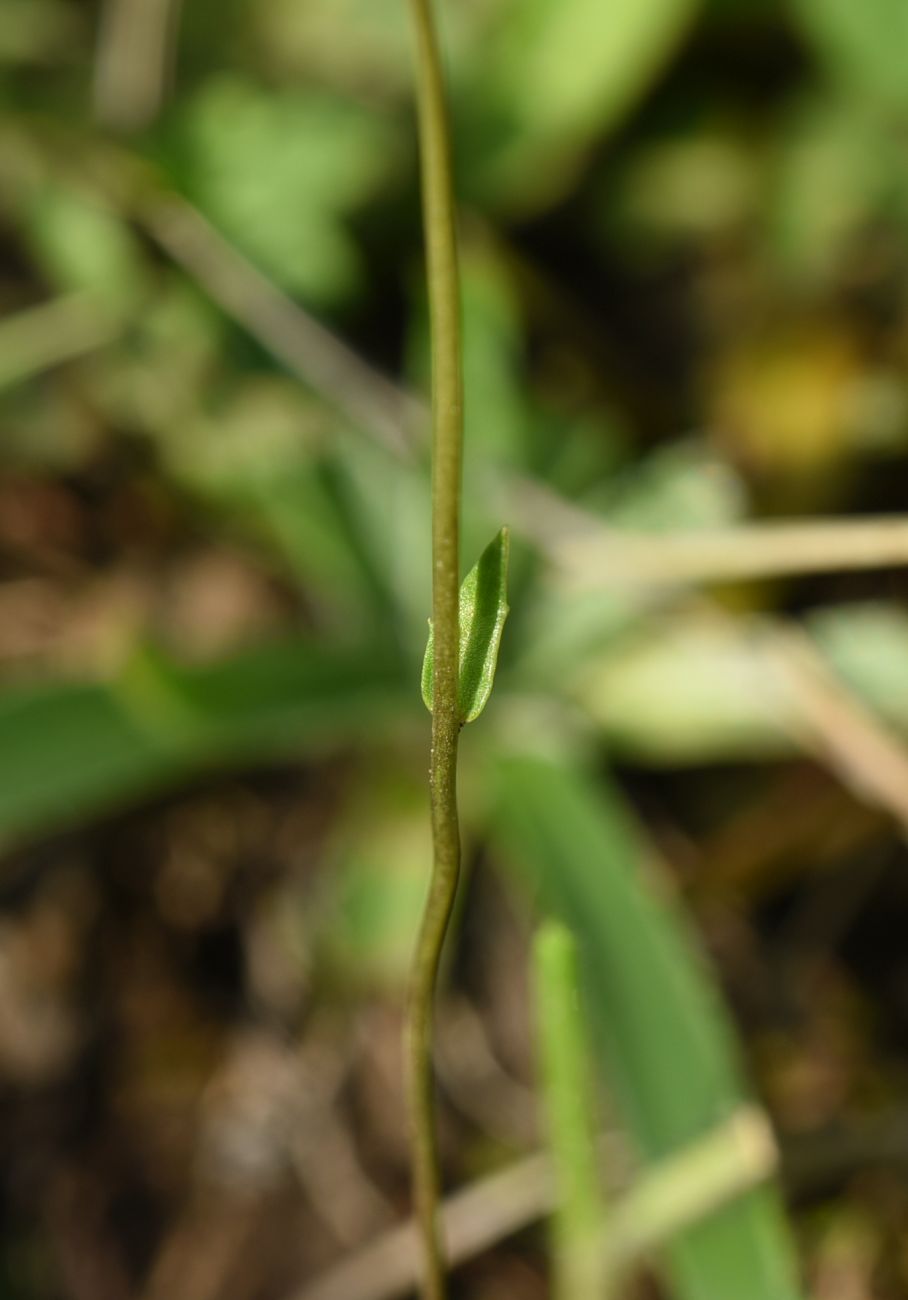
[421,527,510,723]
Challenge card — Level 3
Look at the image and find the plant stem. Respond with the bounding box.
[405,1,463,1297]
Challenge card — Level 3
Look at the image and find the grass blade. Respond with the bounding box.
[492,752,804,1300]
[0,640,408,846]
[534,919,609,1299]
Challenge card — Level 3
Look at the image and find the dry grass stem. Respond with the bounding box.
[296,1106,777,1300]
[766,628,908,837]
[142,195,424,458]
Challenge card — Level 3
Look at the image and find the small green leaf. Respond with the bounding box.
[422,527,510,723]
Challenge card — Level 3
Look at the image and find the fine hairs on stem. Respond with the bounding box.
[405,0,463,1297]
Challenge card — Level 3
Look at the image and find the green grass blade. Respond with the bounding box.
[492,753,804,1300]
[534,920,609,1299]
[0,640,408,847]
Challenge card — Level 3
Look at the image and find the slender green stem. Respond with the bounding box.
[405,1,463,1297]
[534,921,609,1300]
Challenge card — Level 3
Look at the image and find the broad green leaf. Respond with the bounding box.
[591,439,746,531]
[469,0,702,211]
[545,599,908,768]
[421,527,510,723]
[25,185,148,315]
[573,611,793,765]
[175,79,398,304]
[492,754,804,1300]
[789,0,908,114]
[764,96,893,287]
[0,641,409,848]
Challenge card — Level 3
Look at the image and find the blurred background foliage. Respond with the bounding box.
[4,0,908,1296]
